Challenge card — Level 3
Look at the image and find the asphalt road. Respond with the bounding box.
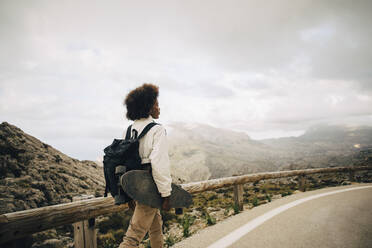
[173,183,372,248]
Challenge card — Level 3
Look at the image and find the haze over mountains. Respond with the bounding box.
[168,123,372,182]
[168,123,274,182]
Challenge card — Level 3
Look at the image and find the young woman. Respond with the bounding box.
[119,83,172,248]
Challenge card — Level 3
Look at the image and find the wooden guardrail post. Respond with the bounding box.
[298,175,306,192]
[233,184,244,211]
[73,195,97,248]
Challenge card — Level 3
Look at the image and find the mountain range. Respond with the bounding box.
[168,123,372,182]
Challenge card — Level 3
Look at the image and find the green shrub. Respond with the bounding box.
[204,211,216,226]
[98,212,131,234]
[97,228,124,248]
[165,235,177,247]
[112,229,124,243]
[178,214,195,237]
[233,204,240,214]
[98,233,117,248]
[102,239,116,248]
[216,188,229,194]
[281,191,292,197]
[208,194,218,201]
[252,197,259,207]
[224,206,231,216]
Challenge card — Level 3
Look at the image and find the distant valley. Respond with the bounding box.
[168,123,372,182]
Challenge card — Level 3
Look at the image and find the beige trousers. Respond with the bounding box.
[119,201,164,248]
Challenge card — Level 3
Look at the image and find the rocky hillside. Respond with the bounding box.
[0,122,105,215]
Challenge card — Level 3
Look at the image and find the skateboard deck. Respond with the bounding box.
[121,170,193,209]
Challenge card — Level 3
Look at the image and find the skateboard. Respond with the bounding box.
[121,170,193,209]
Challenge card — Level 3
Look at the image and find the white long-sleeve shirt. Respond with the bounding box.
[125,116,172,197]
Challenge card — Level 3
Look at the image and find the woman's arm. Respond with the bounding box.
[149,126,172,201]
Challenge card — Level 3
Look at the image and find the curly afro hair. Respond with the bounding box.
[124,83,159,120]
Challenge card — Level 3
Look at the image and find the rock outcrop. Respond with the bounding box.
[0,122,105,215]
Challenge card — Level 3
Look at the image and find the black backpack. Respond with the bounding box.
[103,122,158,204]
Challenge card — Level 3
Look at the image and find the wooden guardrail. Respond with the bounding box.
[1,166,371,245]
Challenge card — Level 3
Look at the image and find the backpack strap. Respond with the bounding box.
[137,122,159,139]
[125,125,132,140]
[132,129,138,139]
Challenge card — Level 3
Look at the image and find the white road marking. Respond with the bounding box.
[207,185,372,248]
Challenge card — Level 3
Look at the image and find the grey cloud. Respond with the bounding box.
[2,0,371,84]
[37,124,124,141]
[232,80,270,91]
[174,1,372,85]
[196,83,235,98]
[357,81,372,91]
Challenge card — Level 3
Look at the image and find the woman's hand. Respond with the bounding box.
[161,196,171,211]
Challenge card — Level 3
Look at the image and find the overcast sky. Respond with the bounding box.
[1,0,372,161]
